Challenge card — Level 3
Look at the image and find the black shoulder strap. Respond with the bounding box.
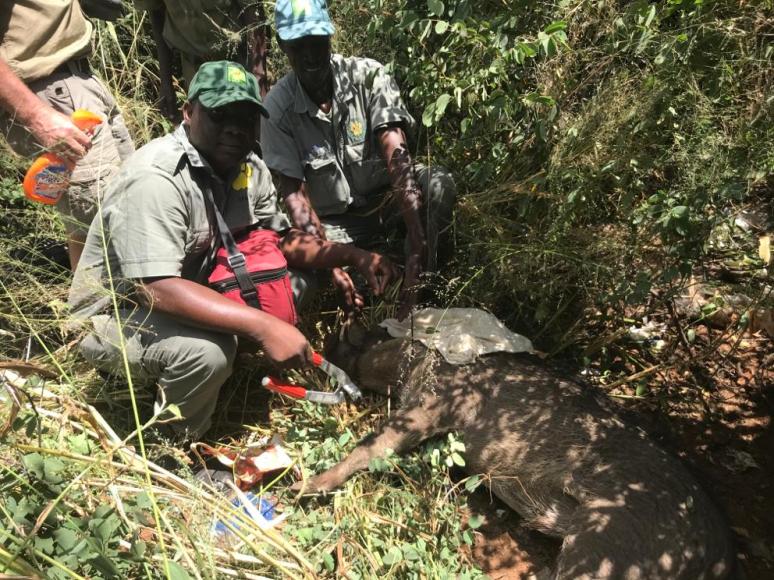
[202,184,262,309]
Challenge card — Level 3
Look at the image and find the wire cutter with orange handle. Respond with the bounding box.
[261,351,362,405]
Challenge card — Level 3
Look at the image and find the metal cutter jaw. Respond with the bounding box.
[315,355,362,401]
[261,351,362,405]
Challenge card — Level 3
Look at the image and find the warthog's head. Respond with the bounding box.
[324,322,427,397]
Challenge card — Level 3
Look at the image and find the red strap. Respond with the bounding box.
[261,376,307,399]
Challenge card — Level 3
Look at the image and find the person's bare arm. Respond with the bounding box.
[149,8,178,122]
[240,6,270,98]
[137,276,311,368]
[277,173,364,311]
[280,229,396,296]
[0,59,91,161]
[377,125,426,318]
[277,174,326,238]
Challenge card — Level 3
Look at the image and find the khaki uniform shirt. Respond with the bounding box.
[261,54,416,217]
[134,0,252,62]
[0,0,92,81]
[69,124,290,321]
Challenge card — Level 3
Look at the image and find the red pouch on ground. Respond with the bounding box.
[208,228,297,326]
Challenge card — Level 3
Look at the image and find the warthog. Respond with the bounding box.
[299,331,735,579]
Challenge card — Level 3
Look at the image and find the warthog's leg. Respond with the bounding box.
[299,404,445,493]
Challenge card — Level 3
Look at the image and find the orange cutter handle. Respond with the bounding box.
[312,351,323,366]
[261,376,307,399]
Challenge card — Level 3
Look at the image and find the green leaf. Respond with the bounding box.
[167,561,193,580]
[22,453,45,479]
[435,20,449,34]
[89,553,121,577]
[382,546,403,566]
[451,452,465,466]
[435,93,452,121]
[403,545,421,560]
[42,457,65,484]
[449,438,465,452]
[523,93,555,107]
[427,0,444,17]
[67,433,92,455]
[93,505,113,519]
[323,552,335,571]
[94,514,121,544]
[543,21,567,34]
[163,403,182,420]
[338,431,352,446]
[671,205,688,219]
[644,4,657,27]
[34,537,55,554]
[422,101,437,127]
[464,475,482,492]
[54,528,79,552]
[129,539,147,561]
[538,32,551,55]
[368,455,391,472]
[134,491,152,510]
[520,42,537,58]
[468,514,484,529]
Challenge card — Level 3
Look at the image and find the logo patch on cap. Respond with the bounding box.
[227,66,247,84]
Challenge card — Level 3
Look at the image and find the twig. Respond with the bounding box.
[603,364,661,391]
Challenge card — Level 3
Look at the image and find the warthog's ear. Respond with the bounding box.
[355,337,411,396]
[340,318,367,348]
[323,319,370,380]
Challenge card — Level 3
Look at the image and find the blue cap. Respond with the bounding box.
[275,0,335,41]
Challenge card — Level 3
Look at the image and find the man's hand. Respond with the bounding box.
[0,59,89,162]
[397,237,426,320]
[351,249,397,297]
[332,267,363,314]
[253,320,313,369]
[28,107,91,162]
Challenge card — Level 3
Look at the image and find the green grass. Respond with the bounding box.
[2,0,772,577]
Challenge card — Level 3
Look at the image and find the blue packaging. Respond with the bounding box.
[212,492,275,536]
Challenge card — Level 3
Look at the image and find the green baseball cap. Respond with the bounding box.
[275,0,335,41]
[187,61,269,117]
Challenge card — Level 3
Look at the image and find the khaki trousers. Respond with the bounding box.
[80,307,238,439]
[77,272,313,439]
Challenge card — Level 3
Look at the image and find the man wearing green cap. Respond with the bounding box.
[68,61,395,440]
[261,0,457,319]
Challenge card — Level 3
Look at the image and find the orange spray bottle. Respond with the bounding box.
[22,109,103,205]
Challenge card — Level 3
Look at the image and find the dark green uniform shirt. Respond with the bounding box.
[69,124,289,322]
[261,54,416,217]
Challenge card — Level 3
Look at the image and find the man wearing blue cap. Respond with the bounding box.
[68,61,395,440]
[261,0,457,319]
